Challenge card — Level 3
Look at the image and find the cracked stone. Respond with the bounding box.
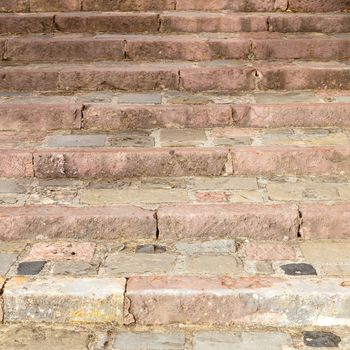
[280,263,317,276]
[303,331,341,348]
[17,261,46,275]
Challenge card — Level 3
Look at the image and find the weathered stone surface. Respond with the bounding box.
[159,129,207,147]
[0,151,33,177]
[288,0,350,12]
[280,263,317,276]
[242,242,296,261]
[0,206,156,240]
[107,131,154,147]
[45,135,106,148]
[303,331,342,348]
[113,332,186,350]
[50,260,96,276]
[158,204,299,240]
[176,240,236,254]
[3,276,125,323]
[82,0,176,11]
[25,242,96,262]
[193,332,293,350]
[17,261,46,275]
[29,0,81,11]
[126,275,350,326]
[0,254,17,275]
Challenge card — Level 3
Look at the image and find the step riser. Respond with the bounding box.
[2,147,350,179]
[2,103,350,132]
[3,14,350,35]
[3,37,350,63]
[1,0,348,12]
[1,65,350,92]
[0,203,348,240]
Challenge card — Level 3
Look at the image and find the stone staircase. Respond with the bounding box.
[1,0,350,348]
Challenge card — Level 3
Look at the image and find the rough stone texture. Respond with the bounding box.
[0,0,27,12]
[0,103,81,131]
[17,261,46,275]
[176,240,236,254]
[0,254,17,275]
[126,275,350,326]
[0,151,33,178]
[159,129,207,147]
[33,148,229,179]
[280,263,317,276]
[303,331,342,348]
[25,242,96,262]
[300,203,350,239]
[3,276,125,323]
[301,241,350,264]
[29,0,81,11]
[0,206,156,240]
[45,135,106,148]
[113,332,186,349]
[158,204,300,240]
[193,332,293,350]
[288,0,350,12]
[242,242,296,261]
[82,0,176,11]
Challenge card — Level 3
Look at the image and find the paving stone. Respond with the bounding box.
[25,242,96,262]
[195,191,228,202]
[118,93,162,104]
[192,177,258,190]
[176,240,236,254]
[107,131,154,147]
[80,188,188,204]
[280,263,317,276]
[136,244,166,254]
[50,260,97,275]
[0,326,91,350]
[300,241,350,264]
[319,264,350,277]
[242,242,296,261]
[183,255,243,275]
[100,253,176,275]
[159,129,207,147]
[244,261,274,275]
[193,331,293,350]
[0,253,17,275]
[17,261,46,275]
[3,276,125,323]
[0,179,27,194]
[45,134,106,148]
[113,332,186,350]
[303,331,341,348]
[228,190,264,203]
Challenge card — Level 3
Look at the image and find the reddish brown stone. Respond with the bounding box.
[180,66,256,93]
[237,103,350,128]
[195,191,228,202]
[33,148,229,179]
[0,206,156,240]
[0,151,33,178]
[0,13,54,34]
[83,104,234,131]
[0,0,28,12]
[29,0,81,11]
[242,242,297,261]
[300,203,350,239]
[232,146,350,176]
[6,36,124,63]
[55,13,158,33]
[0,104,81,131]
[82,0,176,11]
[288,0,350,12]
[258,63,350,91]
[157,204,299,240]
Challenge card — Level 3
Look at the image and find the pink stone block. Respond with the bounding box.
[242,242,297,261]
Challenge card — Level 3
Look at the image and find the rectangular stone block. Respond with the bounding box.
[126,275,350,326]
[29,0,81,11]
[0,0,28,12]
[0,104,81,131]
[0,13,54,34]
[55,13,159,33]
[0,206,156,240]
[33,148,229,179]
[157,204,299,240]
[82,0,176,11]
[288,0,350,12]
[300,203,350,239]
[0,151,33,178]
[83,104,233,131]
[3,277,125,323]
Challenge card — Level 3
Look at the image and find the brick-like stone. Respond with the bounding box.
[300,203,350,239]
[0,206,156,240]
[301,241,350,264]
[176,240,236,254]
[288,0,350,12]
[29,0,81,11]
[50,260,96,276]
[83,104,233,130]
[242,242,296,261]
[113,332,185,350]
[4,276,125,323]
[193,332,292,350]
[0,151,33,178]
[0,13,54,34]
[126,275,350,326]
[17,261,46,275]
[33,148,229,179]
[159,129,207,147]
[180,65,256,93]
[55,13,159,33]
[26,242,96,262]
[0,0,28,12]
[158,204,299,240]
[82,0,176,11]
[45,135,106,148]
[0,103,81,131]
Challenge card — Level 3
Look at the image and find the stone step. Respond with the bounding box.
[1,176,350,239]
[2,33,350,63]
[1,61,350,93]
[1,91,350,131]
[1,128,350,178]
[1,239,350,328]
[2,12,350,35]
[1,0,349,13]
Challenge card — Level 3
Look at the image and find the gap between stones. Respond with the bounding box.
[0,277,9,323]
